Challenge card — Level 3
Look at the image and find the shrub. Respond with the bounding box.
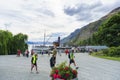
[93,46,120,57]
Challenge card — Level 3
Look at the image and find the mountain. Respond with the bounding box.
[61,7,120,45]
[61,29,80,44]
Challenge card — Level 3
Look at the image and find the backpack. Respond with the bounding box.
[68,53,70,59]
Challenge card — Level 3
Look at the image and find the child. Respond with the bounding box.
[69,50,79,69]
[31,53,38,73]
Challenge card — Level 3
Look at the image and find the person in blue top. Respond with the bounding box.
[69,50,79,69]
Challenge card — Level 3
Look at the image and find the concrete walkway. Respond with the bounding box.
[0,53,120,80]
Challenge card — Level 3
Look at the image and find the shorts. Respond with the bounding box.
[70,59,75,64]
[32,62,37,66]
[50,60,55,68]
[50,63,55,68]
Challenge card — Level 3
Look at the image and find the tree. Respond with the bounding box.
[12,33,28,54]
[92,12,120,47]
[0,30,13,55]
[0,30,28,55]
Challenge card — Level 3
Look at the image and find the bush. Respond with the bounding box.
[93,46,120,57]
[114,46,120,57]
[102,49,109,56]
[108,47,116,56]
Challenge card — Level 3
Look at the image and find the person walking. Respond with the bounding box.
[17,49,21,57]
[25,49,29,58]
[31,49,34,56]
[31,53,39,73]
[65,49,69,55]
[69,50,79,69]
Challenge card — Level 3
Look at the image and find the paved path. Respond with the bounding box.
[0,53,120,80]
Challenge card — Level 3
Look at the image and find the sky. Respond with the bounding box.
[0,0,120,43]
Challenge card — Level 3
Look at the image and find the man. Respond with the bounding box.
[69,50,79,69]
[31,53,38,73]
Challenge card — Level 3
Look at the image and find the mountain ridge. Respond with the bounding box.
[61,7,120,45]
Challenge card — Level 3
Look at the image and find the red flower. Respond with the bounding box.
[55,70,59,74]
[50,62,78,79]
[53,74,61,79]
[65,73,69,77]
[72,70,77,75]
[64,66,69,71]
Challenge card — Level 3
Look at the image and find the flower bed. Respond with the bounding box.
[50,62,78,80]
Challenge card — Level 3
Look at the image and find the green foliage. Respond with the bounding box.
[64,10,120,47]
[93,46,120,57]
[0,30,28,55]
[0,30,13,55]
[70,12,120,47]
[109,47,120,57]
[78,12,120,46]
[12,33,28,53]
[101,49,109,56]
[93,12,120,47]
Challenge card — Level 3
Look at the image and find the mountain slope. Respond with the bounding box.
[61,7,120,45]
[61,29,80,44]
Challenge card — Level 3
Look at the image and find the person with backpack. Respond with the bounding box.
[31,53,39,73]
[69,50,79,69]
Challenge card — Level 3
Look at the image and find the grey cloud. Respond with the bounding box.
[4,23,12,28]
[0,10,33,23]
[35,8,55,17]
[47,32,67,38]
[64,0,120,21]
[45,32,67,42]
[64,1,102,16]
[21,4,33,10]
[76,12,93,21]
[50,24,65,28]
[93,4,115,13]
[94,2,120,13]
[21,3,55,17]
[64,1,102,21]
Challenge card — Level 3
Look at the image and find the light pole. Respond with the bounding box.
[4,23,11,31]
[43,30,46,46]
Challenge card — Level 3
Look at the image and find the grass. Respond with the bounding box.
[91,54,120,62]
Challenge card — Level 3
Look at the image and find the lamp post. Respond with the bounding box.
[4,23,11,31]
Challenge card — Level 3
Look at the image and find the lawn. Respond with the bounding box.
[92,55,120,62]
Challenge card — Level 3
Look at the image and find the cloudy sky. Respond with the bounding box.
[0,0,120,42]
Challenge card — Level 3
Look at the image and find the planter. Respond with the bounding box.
[72,77,78,80]
[50,62,78,80]
[53,78,78,80]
